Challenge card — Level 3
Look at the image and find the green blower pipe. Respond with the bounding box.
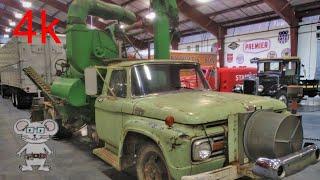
[67,0,136,25]
[152,0,179,59]
[66,0,137,73]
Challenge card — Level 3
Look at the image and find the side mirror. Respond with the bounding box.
[84,67,98,95]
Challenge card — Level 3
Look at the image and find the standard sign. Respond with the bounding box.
[243,39,270,54]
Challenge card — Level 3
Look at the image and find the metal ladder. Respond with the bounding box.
[23,66,55,102]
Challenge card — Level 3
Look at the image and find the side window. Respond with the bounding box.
[108,70,127,98]
[209,69,216,77]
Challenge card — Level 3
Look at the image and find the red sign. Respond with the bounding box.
[227,53,233,63]
[13,10,61,44]
[243,39,270,53]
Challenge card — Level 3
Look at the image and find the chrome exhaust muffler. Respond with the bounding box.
[253,144,320,179]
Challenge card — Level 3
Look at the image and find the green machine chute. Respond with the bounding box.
[51,78,86,107]
[51,0,137,107]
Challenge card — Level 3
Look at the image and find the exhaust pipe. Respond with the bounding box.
[253,144,319,179]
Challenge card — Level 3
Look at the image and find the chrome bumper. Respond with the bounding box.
[253,144,320,179]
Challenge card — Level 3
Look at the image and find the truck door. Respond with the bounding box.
[95,69,128,150]
[207,68,217,90]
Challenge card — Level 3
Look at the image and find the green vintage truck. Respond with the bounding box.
[84,60,318,180]
[23,0,319,179]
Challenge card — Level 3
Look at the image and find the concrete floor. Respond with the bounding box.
[0,96,319,180]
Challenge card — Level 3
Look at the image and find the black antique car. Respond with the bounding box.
[235,57,319,105]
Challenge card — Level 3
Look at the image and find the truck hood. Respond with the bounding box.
[132,91,286,125]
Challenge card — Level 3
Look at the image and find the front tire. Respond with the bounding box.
[277,90,288,106]
[136,143,170,180]
[11,92,16,107]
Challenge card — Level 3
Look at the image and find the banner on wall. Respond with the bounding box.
[169,51,217,66]
[243,39,271,53]
[225,29,291,67]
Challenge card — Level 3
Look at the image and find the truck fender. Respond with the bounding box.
[119,118,191,176]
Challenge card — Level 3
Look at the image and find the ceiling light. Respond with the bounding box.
[197,0,211,3]
[9,21,16,27]
[5,28,11,33]
[4,34,10,38]
[14,12,23,19]
[120,24,125,29]
[145,12,156,20]
[21,1,32,8]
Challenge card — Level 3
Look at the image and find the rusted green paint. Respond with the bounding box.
[228,114,238,163]
[94,61,288,179]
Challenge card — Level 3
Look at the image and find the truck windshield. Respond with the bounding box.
[258,61,297,75]
[131,63,209,96]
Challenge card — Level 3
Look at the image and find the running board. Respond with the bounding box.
[93,147,121,171]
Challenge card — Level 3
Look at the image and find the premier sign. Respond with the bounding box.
[243,39,270,53]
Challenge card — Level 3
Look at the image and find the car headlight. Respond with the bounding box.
[258,85,264,92]
[192,139,211,161]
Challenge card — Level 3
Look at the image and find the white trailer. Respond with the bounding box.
[0,34,66,108]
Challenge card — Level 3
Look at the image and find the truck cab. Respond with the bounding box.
[85,60,319,180]
[240,57,304,105]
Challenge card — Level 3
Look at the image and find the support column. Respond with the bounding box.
[217,37,225,67]
[290,26,298,56]
[171,35,180,50]
[217,27,226,67]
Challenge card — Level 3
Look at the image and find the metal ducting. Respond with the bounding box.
[244,111,303,161]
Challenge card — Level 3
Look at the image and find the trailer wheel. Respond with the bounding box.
[277,90,288,106]
[16,91,24,109]
[136,143,170,180]
[11,92,16,107]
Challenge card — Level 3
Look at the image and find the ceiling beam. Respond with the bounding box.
[295,1,320,18]
[38,0,68,12]
[222,11,276,26]
[263,0,298,26]
[297,8,320,19]
[208,0,264,17]
[177,0,226,38]
[121,0,135,7]
[226,16,280,28]
[0,0,66,30]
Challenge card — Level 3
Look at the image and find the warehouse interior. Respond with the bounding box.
[0,0,320,180]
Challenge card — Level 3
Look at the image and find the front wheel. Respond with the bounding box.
[136,143,170,180]
[11,92,16,107]
[277,90,288,106]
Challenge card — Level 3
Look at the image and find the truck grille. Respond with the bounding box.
[244,80,256,94]
[259,77,278,94]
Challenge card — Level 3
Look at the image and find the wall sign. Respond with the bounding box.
[227,53,234,63]
[236,54,244,64]
[212,43,219,53]
[267,51,277,58]
[281,48,291,57]
[243,39,271,53]
[228,42,240,50]
[278,31,289,44]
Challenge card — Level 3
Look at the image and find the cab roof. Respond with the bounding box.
[105,59,199,68]
[256,57,300,62]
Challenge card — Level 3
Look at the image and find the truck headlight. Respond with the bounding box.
[258,85,264,92]
[234,84,243,92]
[192,139,211,161]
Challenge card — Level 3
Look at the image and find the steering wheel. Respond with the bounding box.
[55,59,69,76]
